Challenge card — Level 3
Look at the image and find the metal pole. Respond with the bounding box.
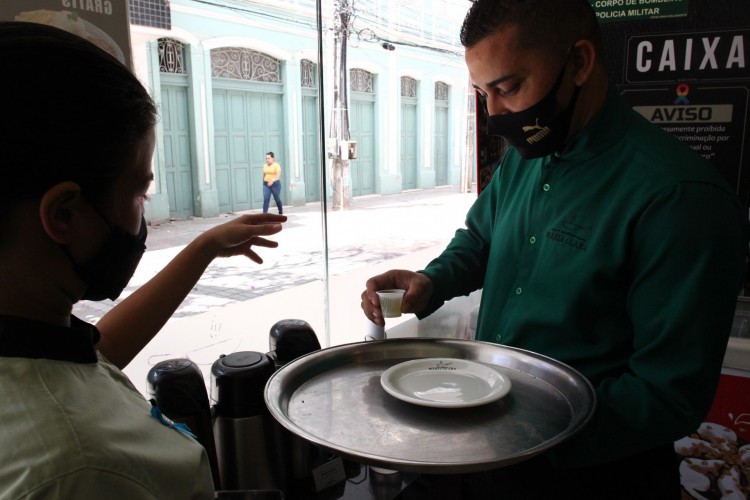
[329,0,351,210]
[315,0,331,347]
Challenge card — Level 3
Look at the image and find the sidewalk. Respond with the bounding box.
[73,187,478,394]
[73,186,475,321]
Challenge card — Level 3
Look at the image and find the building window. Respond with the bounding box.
[301,59,317,88]
[158,38,185,74]
[398,3,422,38]
[211,48,281,83]
[129,0,171,29]
[350,68,374,93]
[435,81,449,101]
[401,76,417,98]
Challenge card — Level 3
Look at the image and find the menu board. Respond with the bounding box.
[0,0,132,68]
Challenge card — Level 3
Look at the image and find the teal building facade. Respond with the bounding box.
[127,0,470,221]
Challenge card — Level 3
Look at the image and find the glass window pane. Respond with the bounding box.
[71,0,478,395]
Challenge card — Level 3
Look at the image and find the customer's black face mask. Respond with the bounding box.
[487,48,581,159]
[65,207,147,301]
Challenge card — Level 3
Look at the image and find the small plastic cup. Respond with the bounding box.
[376,289,405,318]
[365,320,386,341]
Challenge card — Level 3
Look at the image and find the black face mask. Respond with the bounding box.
[487,49,581,159]
[65,210,148,301]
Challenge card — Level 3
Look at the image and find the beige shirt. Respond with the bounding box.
[0,353,215,499]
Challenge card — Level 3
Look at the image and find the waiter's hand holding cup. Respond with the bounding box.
[361,270,435,327]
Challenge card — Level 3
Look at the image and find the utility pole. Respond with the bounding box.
[330,0,351,210]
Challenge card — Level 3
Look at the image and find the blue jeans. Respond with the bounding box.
[263,180,283,214]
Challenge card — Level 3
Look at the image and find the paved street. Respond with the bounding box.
[73,186,476,323]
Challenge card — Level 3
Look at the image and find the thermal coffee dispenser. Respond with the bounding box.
[211,350,279,491]
[268,318,321,369]
[146,358,221,490]
[266,319,323,488]
[147,319,322,496]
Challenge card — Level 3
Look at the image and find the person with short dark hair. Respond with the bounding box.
[0,21,286,499]
[361,0,748,497]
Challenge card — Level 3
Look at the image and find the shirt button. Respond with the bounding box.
[529,236,536,244]
[543,184,550,192]
[515,287,523,295]
[496,334,502,342]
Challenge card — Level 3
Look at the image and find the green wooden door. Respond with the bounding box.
[302,94,320,202]
[400,98,418,190]
[213,88,283,213]
[349,94,376,197]
[214,90,249,212]
[161,85,194,219]
[434,103,449,186]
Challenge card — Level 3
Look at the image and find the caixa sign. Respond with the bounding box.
[626,29,748,83]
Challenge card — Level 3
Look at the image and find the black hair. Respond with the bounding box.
[266,152,275,158]
[460,0,601,54]
[0,22,158,213]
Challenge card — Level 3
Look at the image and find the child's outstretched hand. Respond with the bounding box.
[198,213,286,263]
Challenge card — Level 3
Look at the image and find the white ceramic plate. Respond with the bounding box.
[380,358,511,408]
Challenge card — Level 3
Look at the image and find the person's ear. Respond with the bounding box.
[571,39,597,86]
[38,181,84,244]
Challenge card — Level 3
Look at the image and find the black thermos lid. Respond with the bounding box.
[269,319,321,364]
[210,351,274,418]
[146,358,210,416]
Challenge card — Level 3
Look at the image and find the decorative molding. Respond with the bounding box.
[211,48,281,83]
[158,38,185,74]
[350,68,374,93]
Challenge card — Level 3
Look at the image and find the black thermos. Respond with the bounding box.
[268,319,321,369]
[267,319,323,486]
[146,358,221,490]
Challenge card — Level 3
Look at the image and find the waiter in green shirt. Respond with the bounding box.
[361,0,749,497]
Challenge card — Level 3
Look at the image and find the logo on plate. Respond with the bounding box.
[428,360,457,371]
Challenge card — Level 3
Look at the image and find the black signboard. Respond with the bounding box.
[589,0,689,23]
[598,0,750,209]
[622,83,748,200]
[625,28,749,83]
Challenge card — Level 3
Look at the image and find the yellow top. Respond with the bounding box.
[263,162,281,183]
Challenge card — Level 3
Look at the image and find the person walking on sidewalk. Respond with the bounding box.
[262,152,283,215]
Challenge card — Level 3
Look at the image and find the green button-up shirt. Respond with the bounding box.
[420,86,748,467]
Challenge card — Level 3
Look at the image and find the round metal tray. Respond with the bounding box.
[265,338,596,474]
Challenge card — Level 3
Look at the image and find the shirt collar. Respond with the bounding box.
[555,85,634,163]
[0,315,100,364]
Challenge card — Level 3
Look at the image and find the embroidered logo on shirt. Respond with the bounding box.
[546,216,591,252]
